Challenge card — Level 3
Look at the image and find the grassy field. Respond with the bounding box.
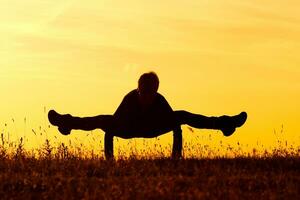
[0,140,299,200]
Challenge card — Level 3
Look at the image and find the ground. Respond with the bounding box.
[0,156,299,199]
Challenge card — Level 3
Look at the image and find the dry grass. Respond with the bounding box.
[0,137,299,200]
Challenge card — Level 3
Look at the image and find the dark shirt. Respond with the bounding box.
[112,89,176,137]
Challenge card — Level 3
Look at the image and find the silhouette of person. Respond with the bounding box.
[48,72,247,159]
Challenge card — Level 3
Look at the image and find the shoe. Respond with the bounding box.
[221,126,236,137]
[235,112,247,128]
[58,126,71,136]
[48,110,60,126]
[48,110,72,135]
[220,112,247,137]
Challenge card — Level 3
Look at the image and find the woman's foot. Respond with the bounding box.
[220,112,247,137]
[48,110,72,135]
[234,112,248,128]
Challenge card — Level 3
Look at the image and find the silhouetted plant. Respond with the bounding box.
[14,137,25,159]
[40,139,53,159]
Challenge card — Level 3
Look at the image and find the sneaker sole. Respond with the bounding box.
[48,110,61,126]
[236,112,247,127]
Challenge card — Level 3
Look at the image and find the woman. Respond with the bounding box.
[48,72,247,159]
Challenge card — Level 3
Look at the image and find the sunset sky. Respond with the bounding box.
[1,0,299,155]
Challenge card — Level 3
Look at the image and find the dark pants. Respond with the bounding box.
[66,110,223,159]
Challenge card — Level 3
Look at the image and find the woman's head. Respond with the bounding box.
[138,72,159,94]
[137,72,159,106]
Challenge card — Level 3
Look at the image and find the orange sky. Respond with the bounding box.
[0,0,299,156]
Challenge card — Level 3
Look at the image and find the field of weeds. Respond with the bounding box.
[0,138,299,200]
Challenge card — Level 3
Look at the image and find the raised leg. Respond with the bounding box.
[48,110,114,135]
[174,110,247,136]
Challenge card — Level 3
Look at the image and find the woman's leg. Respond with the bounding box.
[48,110,114,135]
[49,110,116,160]
[174,110,247,136]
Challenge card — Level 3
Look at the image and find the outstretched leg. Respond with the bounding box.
[174,111,247,136]
[48,110,114,135]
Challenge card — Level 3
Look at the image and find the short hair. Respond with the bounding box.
[138,72,159,93]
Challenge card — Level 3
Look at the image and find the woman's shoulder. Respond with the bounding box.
[156,92,167,100]
[124,89,139,100]
[127,89,138,96]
